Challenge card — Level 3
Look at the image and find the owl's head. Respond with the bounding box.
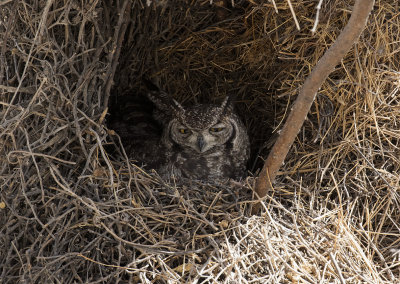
[148,92,240,154]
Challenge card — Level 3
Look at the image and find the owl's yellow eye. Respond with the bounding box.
[210,127,224,133]
[179,128,189,134]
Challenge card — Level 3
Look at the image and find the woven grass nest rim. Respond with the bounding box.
[0,0,400,282]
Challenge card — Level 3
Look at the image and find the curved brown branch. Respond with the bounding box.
[253,0,375,213]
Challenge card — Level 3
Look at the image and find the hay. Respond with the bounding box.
[1,0,400,283]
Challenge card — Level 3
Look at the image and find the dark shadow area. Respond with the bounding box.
[106,1,292,175]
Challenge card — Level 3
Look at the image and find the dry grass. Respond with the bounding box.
[1,0,400,283]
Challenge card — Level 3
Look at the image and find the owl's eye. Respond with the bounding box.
[210,127,225,133]
[179,128,190,134]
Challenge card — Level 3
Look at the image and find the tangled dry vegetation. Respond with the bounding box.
[1,0,400,283]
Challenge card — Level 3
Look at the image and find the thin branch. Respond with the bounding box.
[329,252,346,284]
[103,0,131,110]
[286,0,300,31]
[311,0,324,34]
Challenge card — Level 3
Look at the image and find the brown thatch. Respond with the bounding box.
[1,0,400,283]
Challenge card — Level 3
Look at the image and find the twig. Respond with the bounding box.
[89,127,115,188]
[103,0,131,109]
[0,0,14,7]
[329,252,346,284]
[0,85,35,94]
[311,0,324,34]
[7,150,77,165]
[271,0,278,14]
[0,0,54,124]
[286,0,300,31]
[0,0,17,84]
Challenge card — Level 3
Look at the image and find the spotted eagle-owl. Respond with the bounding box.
[144,90,250,181]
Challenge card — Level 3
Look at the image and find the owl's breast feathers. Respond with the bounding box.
[166,144,247,180]
[118,89,250,181]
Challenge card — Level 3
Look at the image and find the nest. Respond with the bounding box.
[1,0,400,282]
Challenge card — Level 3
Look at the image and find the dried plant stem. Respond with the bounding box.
[286,0,300,30]
[311,0,324,34]
[329,252,346,284]
[252,0,375,213]
[103,0,131,109]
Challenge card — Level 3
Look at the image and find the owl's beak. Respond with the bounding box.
[197,135,206,152]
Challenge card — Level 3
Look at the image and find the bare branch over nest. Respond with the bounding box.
[253,0,375,213]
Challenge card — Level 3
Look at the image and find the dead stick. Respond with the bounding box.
[103,0,131,109]
[252,0,375,213]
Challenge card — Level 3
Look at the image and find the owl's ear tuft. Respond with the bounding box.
[172,99,185,114]
[147,91,185,115]
[221,95,235,115]
[147,90,169,111]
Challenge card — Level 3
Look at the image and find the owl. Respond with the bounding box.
[144,90,250,181]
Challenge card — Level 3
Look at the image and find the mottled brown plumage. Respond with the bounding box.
[112,87,250,181]
[145,90,250,181]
